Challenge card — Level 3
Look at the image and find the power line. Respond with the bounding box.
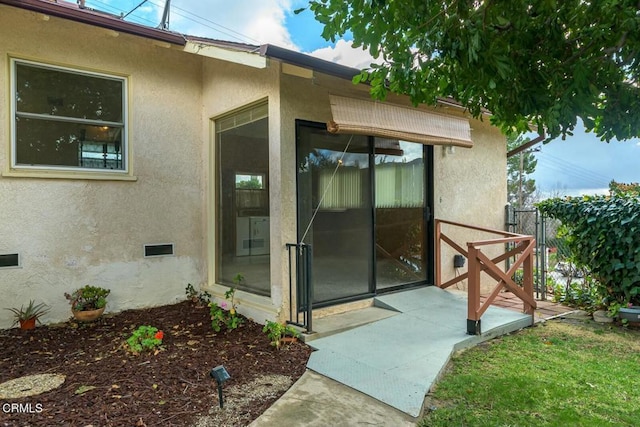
[86,0,260,44]
[533,149,615,188]
[149,0,262,44]
[534,156,609,186]
[535,163,608,189]
[536,157,608,185]
[536,151,612,182]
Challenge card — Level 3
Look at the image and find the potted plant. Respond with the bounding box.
[5,300,49,330]
[65,285,110,322]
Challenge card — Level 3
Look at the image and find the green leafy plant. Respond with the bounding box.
[5,300,49,326]
[185,283,211,305]
[209,275,244,332]
[538,194,640,309]
[65,285,111,311]
[551,276,602,313]
[262,320,300,349]
[126,325,164,354]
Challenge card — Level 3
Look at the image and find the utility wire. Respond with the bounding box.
[87,0,260,44]
[122,0,149,19]
[534,151,613,188]
[536,151,613,181]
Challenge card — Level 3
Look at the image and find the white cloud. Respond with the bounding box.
[307,39,377,69]
[167,0,298,49]
[95,0,298,49]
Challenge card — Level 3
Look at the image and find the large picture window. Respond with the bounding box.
[216,103,270,296]
[11,59,127,172]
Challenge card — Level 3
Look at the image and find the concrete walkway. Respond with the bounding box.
[249,370,416,427]
[251,287,539,425]
[305,287,532,417]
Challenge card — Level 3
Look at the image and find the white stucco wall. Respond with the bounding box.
[0,7,206,328]
[0,5,508,330]
[200,57,285,323]
[434,116,508,291]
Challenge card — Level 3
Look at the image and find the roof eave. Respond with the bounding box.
[259,44,360,81]
[0,0,186,46]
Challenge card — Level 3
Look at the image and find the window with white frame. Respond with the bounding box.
[11,58,127,172]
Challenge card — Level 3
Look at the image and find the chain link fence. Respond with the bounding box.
[506,205,590,302]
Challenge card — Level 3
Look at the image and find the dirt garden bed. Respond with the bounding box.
[0,301,311,426]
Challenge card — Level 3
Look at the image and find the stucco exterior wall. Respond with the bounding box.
[200,57,284,322]
[0,7,205,328]
[279,71,508,293]
[0,5,508,330]
[434,116,508,292]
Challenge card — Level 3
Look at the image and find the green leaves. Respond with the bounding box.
[537,194,640,306]
[307,0,640,141]
[126,325,164,354]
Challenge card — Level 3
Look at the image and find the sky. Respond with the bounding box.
[85,0,640,197]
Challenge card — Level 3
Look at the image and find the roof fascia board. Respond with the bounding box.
[184,41,266,69]
[260,44,475,115]
[260,44,360,81]
[0,0,185,45]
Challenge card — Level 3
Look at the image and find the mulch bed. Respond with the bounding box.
[0,301,312,426]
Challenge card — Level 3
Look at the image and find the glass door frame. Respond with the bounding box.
[374,139,435,295]
[295,120,434,306]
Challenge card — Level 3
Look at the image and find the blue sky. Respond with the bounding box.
[86,0,640,196]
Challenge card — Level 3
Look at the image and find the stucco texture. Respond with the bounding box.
[0,7,205,327]
[0,5,509,329]
[280,71,508,293]
[434,118,508,292]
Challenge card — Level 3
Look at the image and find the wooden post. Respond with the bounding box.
[522,239,535,316]
[467,245,481,335]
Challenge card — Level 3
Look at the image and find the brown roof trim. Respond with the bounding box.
[0,0,186,45]
[260,44,361,81]
[259,44,473,113]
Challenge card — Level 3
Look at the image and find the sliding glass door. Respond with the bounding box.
[296,121,432,306]
[297,123,373,304]
[375,140,428,289]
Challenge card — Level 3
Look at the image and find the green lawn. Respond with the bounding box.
[420,320,640,427]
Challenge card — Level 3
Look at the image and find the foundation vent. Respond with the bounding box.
[0,253,20,268]
[144,243,175,258]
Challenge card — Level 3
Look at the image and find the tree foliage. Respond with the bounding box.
[307,0,640,142]
[507,135,537,208]
[610,179,640,196]
[537,194,640,306]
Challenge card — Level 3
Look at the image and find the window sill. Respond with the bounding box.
[2,169,138,181]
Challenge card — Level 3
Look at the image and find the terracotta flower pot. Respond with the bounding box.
[72,306,105,322]
[19,317,37,330]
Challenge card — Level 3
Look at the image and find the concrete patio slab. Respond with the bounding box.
[306,286,532,417]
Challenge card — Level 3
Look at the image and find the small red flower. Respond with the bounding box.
[155,331,164,340]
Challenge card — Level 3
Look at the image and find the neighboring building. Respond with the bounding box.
[0,0,507,329]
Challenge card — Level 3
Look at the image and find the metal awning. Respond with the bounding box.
[328,95,473,148]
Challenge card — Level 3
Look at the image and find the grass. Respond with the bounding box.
[419,320,640,427]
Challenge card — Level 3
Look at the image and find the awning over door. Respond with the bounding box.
[327,95,473,148]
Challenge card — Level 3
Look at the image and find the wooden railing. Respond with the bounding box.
[435,219,537,335]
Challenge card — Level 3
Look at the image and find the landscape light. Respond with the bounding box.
[210,365,230,408]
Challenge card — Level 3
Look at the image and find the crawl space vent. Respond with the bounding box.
[144,244,175,257]
[0,253,20,268]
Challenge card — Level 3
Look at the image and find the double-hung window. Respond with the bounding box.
[10,58,127,173]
